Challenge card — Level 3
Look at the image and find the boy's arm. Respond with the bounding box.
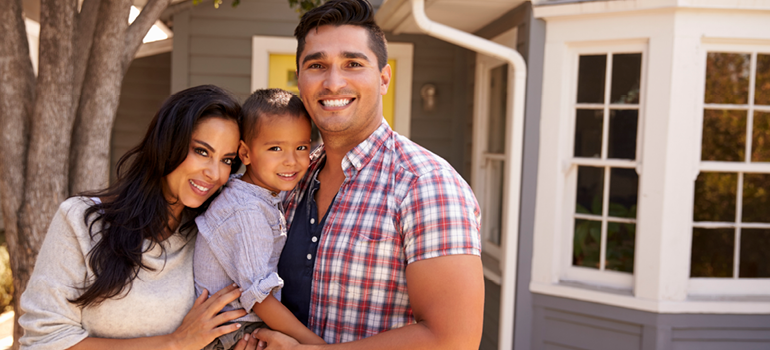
[252,293,326,345]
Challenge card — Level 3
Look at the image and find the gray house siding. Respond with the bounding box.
[171,1,475,179]
[112,52,172,182]
[532,294,770,350]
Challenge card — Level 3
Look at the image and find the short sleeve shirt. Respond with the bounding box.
[283,121,481,343]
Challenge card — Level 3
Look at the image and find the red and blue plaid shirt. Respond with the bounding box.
[284,121,481,343]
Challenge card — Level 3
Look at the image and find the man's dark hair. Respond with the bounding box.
[294,0,388,71]
[241,88,309,143]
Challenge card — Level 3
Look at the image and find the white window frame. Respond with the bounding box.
[689,41,770,297]
[472,28,517,285]
[251,35,413,138]
[559,41,648,290]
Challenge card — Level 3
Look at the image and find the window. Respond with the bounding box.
[691,51,770,287]
[563,47,644,288]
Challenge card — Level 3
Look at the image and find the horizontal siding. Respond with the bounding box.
[543,308,642,350]
[533,293,770,350]
[111,52,171,182]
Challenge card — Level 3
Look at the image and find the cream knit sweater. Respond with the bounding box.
[19,197,197,350]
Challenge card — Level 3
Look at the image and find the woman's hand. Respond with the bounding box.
[169,284,248,350]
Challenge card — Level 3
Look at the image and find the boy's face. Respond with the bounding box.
[239,115,312,193]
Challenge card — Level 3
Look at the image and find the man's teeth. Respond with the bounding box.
[323,99,351,107]
[190,180,210,192]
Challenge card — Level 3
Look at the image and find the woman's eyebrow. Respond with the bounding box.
[193,139,237,157]
[192,139,215,152]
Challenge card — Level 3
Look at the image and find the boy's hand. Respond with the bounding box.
[252,328,301,350]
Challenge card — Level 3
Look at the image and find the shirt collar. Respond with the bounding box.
[342,119,392,173]
[227,173,282,206]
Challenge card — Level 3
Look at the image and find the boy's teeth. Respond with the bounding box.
[190,180,209,192]
[323,99,351,107]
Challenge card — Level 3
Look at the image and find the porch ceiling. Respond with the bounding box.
[376,0,527,35]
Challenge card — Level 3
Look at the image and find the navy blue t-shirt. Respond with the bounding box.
[277,171,332,326]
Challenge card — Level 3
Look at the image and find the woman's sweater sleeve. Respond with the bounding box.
[19,198,93,350]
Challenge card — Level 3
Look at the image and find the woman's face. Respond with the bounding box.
[162,116,240,219]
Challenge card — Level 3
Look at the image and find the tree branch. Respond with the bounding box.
[122,0,170,73]
[71,0,101,116]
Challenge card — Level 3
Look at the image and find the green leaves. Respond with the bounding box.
[191,0,240,8]
[288,0,327,15]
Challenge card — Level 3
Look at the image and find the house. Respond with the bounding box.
[24,0,770,348]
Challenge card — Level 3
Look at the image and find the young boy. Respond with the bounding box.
[194,88,324,350]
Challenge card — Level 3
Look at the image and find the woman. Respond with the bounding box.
[19,85,258,350]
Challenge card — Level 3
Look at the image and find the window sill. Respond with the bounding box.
[530,280,770,314]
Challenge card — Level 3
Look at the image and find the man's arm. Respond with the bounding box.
[253,254,484,350]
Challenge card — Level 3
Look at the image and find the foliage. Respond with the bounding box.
[288,0,328,15]
[573,199,636,273]
[0,244,13,313]
[192,0,240,8]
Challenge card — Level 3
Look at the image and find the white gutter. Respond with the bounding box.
[407,1,527,349]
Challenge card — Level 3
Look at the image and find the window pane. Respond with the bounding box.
[610,53,642,104]
[690,228,734,277]
[574,109,603,158]
[755,54,770,106]
[752,111,770,162]
[609,168,638,219]
[693,172,737,222]
[606,222,635,273]
[704,52,750,105]
[608,109,638,160]
[739,229,770,278]
[573,219,601,269]
[701,109,746,162]
[485,159,505,246]
[487,64,508,154]
[742,173,770,224]
[576,166,604,215]
[577,55,607,104]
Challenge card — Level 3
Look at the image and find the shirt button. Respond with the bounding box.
[310,218,315,224]
[311,236,318,243]
[306,254,312,260]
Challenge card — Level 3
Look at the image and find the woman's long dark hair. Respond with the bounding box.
[72,85,241,307]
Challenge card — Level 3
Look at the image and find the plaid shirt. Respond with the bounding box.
[284,121,481,343]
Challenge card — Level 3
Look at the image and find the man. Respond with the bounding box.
[255,0,484,348]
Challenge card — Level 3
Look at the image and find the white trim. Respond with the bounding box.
[135,38,173,59]
[250,36,414,138]
[533,0,770,19]
[472,27,518,269]
[531,281,770,314]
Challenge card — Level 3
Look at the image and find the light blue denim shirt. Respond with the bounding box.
[194,174,287,323]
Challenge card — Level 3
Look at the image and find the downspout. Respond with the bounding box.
[408,1,527,349]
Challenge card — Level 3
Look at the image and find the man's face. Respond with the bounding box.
[297,25,391,142]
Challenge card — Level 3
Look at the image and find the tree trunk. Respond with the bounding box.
[0,1,36,349]
[0,1,174,347]
[69,0,132,194]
